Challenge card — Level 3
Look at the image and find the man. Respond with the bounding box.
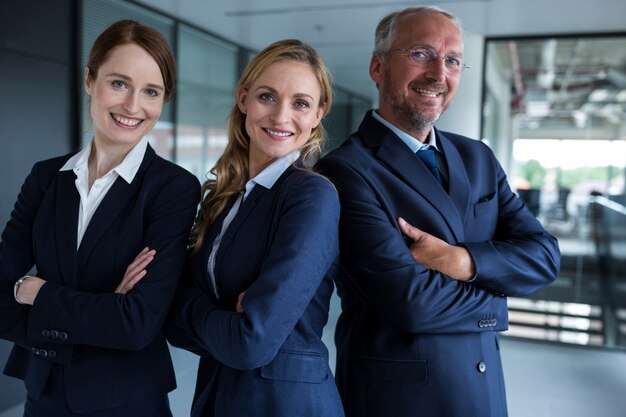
[316,6,560,417]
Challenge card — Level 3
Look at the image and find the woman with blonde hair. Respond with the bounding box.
[167,39,344,417]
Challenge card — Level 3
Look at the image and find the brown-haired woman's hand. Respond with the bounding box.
[115,247,156,294]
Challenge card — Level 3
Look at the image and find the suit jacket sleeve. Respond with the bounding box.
[23,170,200,352]
[0,161,51,350]
[168,175,339,370]
[461,145,560,297]
[317,156,509,335]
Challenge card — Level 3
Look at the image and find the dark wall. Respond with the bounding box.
[0,0,76,411]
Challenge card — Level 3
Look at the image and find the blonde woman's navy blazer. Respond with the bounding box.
[316,112,560,417]
[167,165,345,417]
[0,145,200,413]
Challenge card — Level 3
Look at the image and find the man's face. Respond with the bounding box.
[370,11,464,139]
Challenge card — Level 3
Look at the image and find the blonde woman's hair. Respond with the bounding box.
[190,39,333,254]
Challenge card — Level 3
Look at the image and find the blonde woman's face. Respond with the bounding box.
[237,61,324,177]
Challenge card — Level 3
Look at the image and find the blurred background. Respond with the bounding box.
[1,0,625,416]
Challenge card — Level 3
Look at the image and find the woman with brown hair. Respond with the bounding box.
[167,39,344,417]
[0,20,199,416]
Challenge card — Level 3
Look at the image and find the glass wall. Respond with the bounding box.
[324,90,371,152]
[483,35,626,348]
[176,27,238,179]
[81,0,371,181]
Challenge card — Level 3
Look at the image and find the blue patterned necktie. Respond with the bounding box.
[416,148,442,185]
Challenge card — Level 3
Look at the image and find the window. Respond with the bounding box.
[176,27,238,179]
[483,35,626,348]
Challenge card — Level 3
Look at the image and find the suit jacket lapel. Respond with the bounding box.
[206,184,265,300]
[76,145,157,278]
[55,170,79,288]
[215,185,266,259]
[192,195,239,297]
[437,130,471,232]
[359,113,464,242]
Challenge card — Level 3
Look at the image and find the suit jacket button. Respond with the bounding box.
[41,329,50,338]
[40,349,48,358]
[478,320,485,328]
[491,319,497,326]
[31,347,40,356]
[477,361,487,373]
[48,350,57,359]
[50,330,59,340]
[59,332,68,341]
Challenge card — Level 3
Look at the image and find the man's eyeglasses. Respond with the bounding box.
[391,47,470,73]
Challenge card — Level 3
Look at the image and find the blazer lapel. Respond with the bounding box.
[215,185,266,257]
[55,170,79,288]
[192,195,240,297]
[76,146,156,278]
[359,113,464,242]
[437,130,471,231]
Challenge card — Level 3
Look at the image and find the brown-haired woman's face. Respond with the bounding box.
[85,43,165,147]
[237,60,324,176]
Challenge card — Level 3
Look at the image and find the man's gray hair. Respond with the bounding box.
[373,6,464,55]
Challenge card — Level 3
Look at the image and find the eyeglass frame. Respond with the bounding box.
[389,46,471,73]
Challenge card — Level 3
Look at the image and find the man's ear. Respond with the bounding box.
[369,53,384,85]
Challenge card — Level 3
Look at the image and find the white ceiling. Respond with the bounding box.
[136,0,626,102]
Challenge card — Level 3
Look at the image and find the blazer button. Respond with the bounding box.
[41,329,50,338]
[50,330,59,340]
[59,332,68,341]
[490,319,497,327]
[40,349,48,358]
[48,350,57,359]
[31,347,40,356]
[478,320,485,328]
[477,361,487,373]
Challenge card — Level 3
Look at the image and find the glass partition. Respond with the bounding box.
[483,35,626,348]
[175,26,238,179]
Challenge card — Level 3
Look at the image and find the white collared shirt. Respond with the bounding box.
[372,110,439,152]
[60,137,148,248]
[207,150,300,298]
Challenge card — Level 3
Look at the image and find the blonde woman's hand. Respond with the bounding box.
[236,291,246,313]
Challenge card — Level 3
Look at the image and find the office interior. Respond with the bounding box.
[1,0,625,416]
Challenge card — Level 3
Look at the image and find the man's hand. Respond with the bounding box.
[398,217,475,281]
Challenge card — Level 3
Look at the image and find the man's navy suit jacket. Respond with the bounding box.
[167,166,345,417]
[316,111,560,417]
[0,145,200,413]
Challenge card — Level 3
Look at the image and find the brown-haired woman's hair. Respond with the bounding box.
[190,39,333,254]
[86,19,176,102]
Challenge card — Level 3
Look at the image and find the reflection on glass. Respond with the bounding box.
[483,36,626,348]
